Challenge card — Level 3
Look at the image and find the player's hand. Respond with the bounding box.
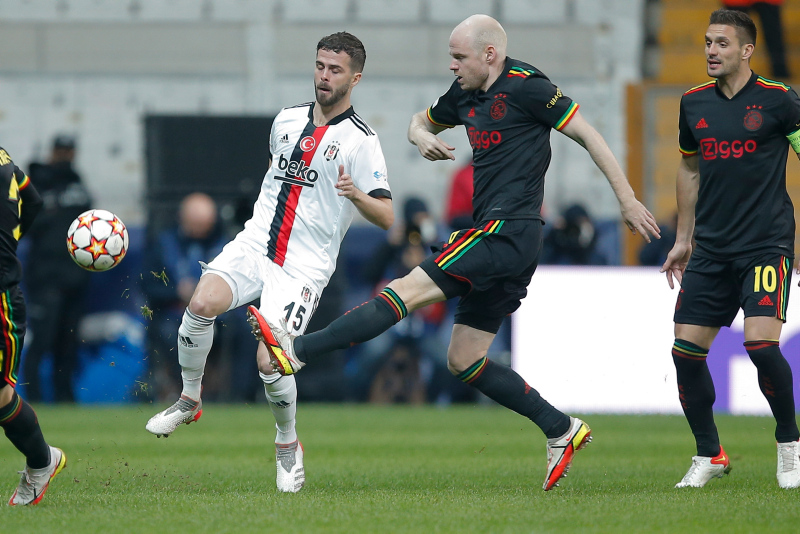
[619,198,660,243]
[413,131,456,161]
[660,242,692,290]
[334,165,361,200]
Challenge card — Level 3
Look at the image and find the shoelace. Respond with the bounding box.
[779,445,797,472]
[682,458,703,482]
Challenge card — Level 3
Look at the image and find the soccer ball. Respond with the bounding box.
[66,209,129,271]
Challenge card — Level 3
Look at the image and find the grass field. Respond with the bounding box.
[0,404,796,533]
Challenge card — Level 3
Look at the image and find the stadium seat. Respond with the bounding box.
[499,0,567,25]
[355,0,421,23]
[282,0,349,23]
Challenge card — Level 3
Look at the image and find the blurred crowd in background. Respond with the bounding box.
[14,139,680,406]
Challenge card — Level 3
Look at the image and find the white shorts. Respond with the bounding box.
[203,239,322,336]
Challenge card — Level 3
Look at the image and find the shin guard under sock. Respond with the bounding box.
[0,392,50,469]
[745,340,800,442]
[178,308,215,400]
[456,357,570,438]
[261,373,298,444]
[672,339,720,457]
[295,288,407,360]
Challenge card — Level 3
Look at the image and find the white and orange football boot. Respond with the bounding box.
[8,446,67,506]
[247,306,304,375]
[675,445,732,488]
[543,417,592,491]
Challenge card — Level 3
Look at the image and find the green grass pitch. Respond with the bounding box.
[1,404,796,533]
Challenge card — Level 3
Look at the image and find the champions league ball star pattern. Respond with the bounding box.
[66,209,129,271]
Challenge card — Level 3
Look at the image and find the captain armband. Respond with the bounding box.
[789,129,800,153]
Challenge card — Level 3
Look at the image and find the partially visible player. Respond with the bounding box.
[250,14,660,491]
[661,9,800,489]
[0,146,67,505]
[146,32,393,493]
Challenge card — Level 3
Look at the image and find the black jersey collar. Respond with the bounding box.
[307,103,356,126]
[714,70,757,100]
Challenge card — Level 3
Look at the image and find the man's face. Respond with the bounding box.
[314,48,357,107]
[705,24,747,79]
[448,30,489,92]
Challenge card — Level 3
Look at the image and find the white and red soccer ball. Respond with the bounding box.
[66,209,129,272]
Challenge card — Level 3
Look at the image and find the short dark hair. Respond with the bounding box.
[709,9,757,47]
[317,32,366,73]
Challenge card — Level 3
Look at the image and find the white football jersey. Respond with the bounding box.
[236,102,391,288]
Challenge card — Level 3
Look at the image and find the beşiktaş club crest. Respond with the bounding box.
[301,285,312,302]
[324,140,340,161]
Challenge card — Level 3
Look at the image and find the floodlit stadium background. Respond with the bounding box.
[1,0,799,411]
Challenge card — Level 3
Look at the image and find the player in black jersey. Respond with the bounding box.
[661,9,800,489]
[0,147,67,505]
[250,14,660,492]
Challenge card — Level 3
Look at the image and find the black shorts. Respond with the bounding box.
[0,285,26,387]
[674,253,792,327]
[420,219,542,334]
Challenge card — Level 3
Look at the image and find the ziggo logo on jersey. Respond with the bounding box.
[700,138,757,160]
[468,127,502,150]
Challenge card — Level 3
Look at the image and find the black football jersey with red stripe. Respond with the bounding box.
[0,147,43,290]
[678,72,800,259]
[427,58,579,225]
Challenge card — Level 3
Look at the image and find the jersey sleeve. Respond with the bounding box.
[17,168,42,237]
[783,88,800,154]
[678,96,699,156]
[351,135,391,199]
[521,76,579,131]
[426,81,461,129]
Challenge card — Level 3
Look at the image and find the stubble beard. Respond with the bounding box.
[315,83,349,108]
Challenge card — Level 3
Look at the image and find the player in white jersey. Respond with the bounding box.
[146,32,394,493]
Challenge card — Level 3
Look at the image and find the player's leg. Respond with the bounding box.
[258,353,304,492]
[671,257,736,487]
[253,265,324,492]
[147,240,263,437]
[253,266,446,374]
[740,255,799,488]
[145,273,231,436]
[0,286,66,505]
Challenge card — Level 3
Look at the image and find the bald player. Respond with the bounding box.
[249,14,660,491]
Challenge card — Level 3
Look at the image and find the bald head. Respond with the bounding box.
[451,14,507,59]
[180,192,217,239]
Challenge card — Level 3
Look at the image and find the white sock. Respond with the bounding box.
[261,372,297,444]
[178,308,215,401]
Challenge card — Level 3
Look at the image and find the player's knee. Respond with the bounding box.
[188,292,225,318]
[0,384,14,408]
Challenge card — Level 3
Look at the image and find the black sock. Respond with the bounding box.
[456,357,570,438]
[0,391,50,469]
[745,340,800,442]
[672,339,720,457]
[295,288,407,360]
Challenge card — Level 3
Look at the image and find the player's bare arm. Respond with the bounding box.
[660,154,699,289]
[559,110,660,243]
[335,164,394,230]
[408,111,456,161]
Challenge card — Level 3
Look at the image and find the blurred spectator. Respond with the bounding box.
[358,197,471,404]
[542,203,604,265]
[445,159,474,231]
[723,0,790,78]
[639,212,678,266]
[22,135,92,403]
[142,193,258,402]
